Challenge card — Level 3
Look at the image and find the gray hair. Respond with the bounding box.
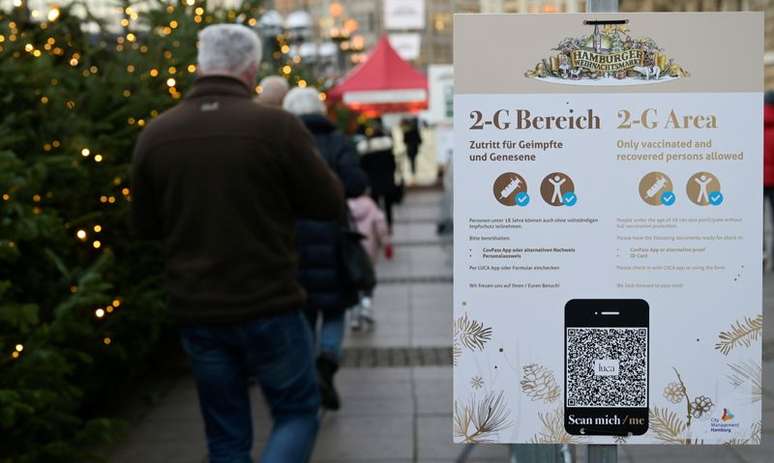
[283,87,325,116]
[197,24,262,75]
[258,75,290,106]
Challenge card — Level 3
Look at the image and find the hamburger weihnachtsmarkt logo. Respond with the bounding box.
[525,19,689,86]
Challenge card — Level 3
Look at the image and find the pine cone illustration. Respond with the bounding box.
[663,382,683,404]
[520,364,560,403]
[691,395,714,418]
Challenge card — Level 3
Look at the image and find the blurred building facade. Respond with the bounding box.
[617,0,774,88]
[0,1,258,25]
[3,0,772,87]
[270,0,774,87]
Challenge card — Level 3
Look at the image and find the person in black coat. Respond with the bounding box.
[358,124,397,229]
[402,117,422,175]
[283,87,368,411]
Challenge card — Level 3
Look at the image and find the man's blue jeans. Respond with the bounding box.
[179,311,320,463]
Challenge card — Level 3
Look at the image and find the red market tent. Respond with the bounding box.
[328,35,428,116]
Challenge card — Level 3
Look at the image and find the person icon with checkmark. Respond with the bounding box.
[694,174,714,204]
[540,172,575,207]
[549,175,567,204]
[686,172,721,206]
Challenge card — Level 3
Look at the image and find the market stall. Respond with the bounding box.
[328,35,428,116]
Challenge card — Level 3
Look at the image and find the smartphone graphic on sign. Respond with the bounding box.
[564,299,649,436]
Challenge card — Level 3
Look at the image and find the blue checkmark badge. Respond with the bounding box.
[563,191,577,207]
[709,191,724,206]
[660,191,676,206]
[515,191,530,207]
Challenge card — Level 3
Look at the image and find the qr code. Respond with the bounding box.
[566,328,647,408]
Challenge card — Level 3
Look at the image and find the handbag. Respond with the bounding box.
[338,210,377,292]
[388,175,405,204]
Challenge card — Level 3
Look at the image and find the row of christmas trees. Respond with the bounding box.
[0,1,313,460]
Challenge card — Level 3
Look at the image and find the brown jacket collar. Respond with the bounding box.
[186,75,252,100]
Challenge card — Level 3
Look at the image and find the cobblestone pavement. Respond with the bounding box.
[110,190,772,463]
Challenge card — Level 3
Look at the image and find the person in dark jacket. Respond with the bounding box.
[764,91,774,268]
[402,117,422,175]
[284,87,368,410]
[765,93,774,210]
[358,123,397,229]
[131,25,344,463]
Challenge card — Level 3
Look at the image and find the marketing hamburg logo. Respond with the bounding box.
[525,19,689,86]
[710,407,740,434]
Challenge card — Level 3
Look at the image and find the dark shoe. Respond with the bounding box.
[316,355,341,411]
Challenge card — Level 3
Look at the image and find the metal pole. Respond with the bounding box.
[586,0,618,13]
[588,444,618,462]
[586,3,619,461]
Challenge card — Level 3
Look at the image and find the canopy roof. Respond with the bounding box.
[329,35,428,115]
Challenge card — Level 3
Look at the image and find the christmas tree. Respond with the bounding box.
[0,1,310,460]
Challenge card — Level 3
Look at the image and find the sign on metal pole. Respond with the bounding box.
[452,9,763,451]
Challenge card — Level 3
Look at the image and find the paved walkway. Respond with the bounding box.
[111,190,773,463]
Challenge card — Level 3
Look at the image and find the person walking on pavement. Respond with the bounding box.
[347,193,392,331]
[764,91,774,268]
[131,24,345,463]
[402,117,422,176]
[256,75,289,107]
[283,87,369,411]
[358,123,398,231]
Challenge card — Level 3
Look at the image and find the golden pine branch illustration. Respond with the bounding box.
[751,421,761,445]
[453,391,512,443]
[715,314,763,355]
[453,344,462,366]
[453,400,472,442]
[649,407,687,444]
[455,313,493,350]
[724,438,749,445]
[672,368,693,428]
[727,360,762,403]
[723,421,761,445]
[520,363,560,404]
[530,408,585,444]
[453,313,492,365]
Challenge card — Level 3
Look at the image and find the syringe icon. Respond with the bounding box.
[499,177,522,199]
[646,177,667,198]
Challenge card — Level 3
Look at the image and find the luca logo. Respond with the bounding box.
[525,19,689,86]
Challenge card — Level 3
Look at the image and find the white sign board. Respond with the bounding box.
[388,33,422,61]
[436,125,454,165]
[453,13,762,445]
[384,0,425,30]
[428,64,454,125]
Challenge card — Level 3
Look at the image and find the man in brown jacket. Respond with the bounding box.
[131,24,343,463]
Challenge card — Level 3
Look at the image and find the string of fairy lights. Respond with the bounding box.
[2,4,143,357]
[2,5,148,361]
[0,3,212,361]
[1,1,330,362]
